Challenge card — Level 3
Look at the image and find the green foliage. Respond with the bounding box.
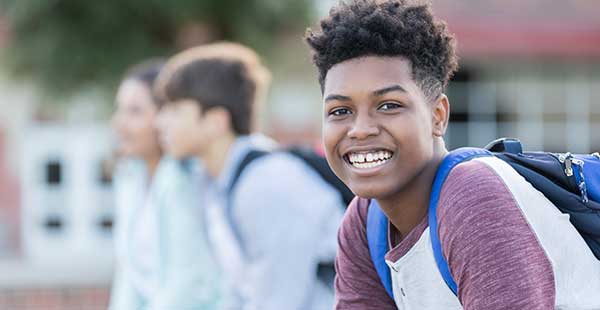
[0,0,314,99]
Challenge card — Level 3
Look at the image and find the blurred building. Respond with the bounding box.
[20,125,115,269]
[0,130,19,256]
[0,16,113,305]
[0,114,114,310]
[433,0,600,152]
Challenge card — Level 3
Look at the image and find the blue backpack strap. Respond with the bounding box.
[428,147,493,296]
[575,154,600,204]
[366,199,394,299]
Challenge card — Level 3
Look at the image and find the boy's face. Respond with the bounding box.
[322,56,441,200]
[156,99,215,160]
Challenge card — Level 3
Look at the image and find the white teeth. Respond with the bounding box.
[347,150,393,169]
[351,160,387,169]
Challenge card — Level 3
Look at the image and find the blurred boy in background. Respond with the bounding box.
[155,42,346,310]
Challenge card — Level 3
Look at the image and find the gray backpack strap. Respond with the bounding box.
[225,150,269,257]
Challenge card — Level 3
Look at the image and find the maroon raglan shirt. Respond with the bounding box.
[334,160,555,309]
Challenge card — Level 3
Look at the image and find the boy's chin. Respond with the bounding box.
[348,180,401,202]
[350,185,387,201]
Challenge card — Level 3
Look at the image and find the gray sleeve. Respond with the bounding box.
[437,160,555,309]
[232,153,344,310]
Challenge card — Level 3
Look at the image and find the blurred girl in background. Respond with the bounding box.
[110,60,222,310]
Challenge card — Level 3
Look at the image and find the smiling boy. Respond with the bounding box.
[306,0,600,309]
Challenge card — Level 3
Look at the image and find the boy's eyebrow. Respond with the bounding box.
[324,94,352,103]
[324,84,406,103]
[372,84,407,97]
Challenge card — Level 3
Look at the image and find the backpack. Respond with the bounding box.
[367,137,600,299]
[226,146,354,286]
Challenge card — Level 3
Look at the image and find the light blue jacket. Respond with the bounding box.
[109,158,223,310]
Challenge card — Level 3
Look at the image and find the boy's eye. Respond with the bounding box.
[329,107,352,117]
[378,102,402,111]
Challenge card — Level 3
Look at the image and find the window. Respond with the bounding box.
[46,161,62,185]
[98,158,114,186]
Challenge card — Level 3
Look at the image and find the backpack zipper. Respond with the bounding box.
[558,153,574,177]
[556,152,588,203]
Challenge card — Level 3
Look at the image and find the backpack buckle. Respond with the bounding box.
[484,137,523,154]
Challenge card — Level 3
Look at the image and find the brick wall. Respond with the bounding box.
[0,128,20,256]
[0,287,109,310]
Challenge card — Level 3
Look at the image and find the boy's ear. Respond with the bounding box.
[432,94,450,137]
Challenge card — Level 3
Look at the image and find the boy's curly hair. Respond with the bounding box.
[305,0,459,100]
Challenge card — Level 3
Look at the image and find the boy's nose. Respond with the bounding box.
[347,114,379,140]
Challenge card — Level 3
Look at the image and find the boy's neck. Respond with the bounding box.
[200,132,237,178]
[143,152,162,180]
[378,144,448,241]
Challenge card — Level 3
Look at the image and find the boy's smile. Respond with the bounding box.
[322,56,445,200]
[345,149,394,170]
[343,147,395,177]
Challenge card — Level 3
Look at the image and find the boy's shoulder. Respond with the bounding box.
[341,159,514,232]
[343,159,509,231]
[336,197,371,263]
[233,151,343,205]
[438,158,514,216]
[341,196,371,231]
[236,151,324,188]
